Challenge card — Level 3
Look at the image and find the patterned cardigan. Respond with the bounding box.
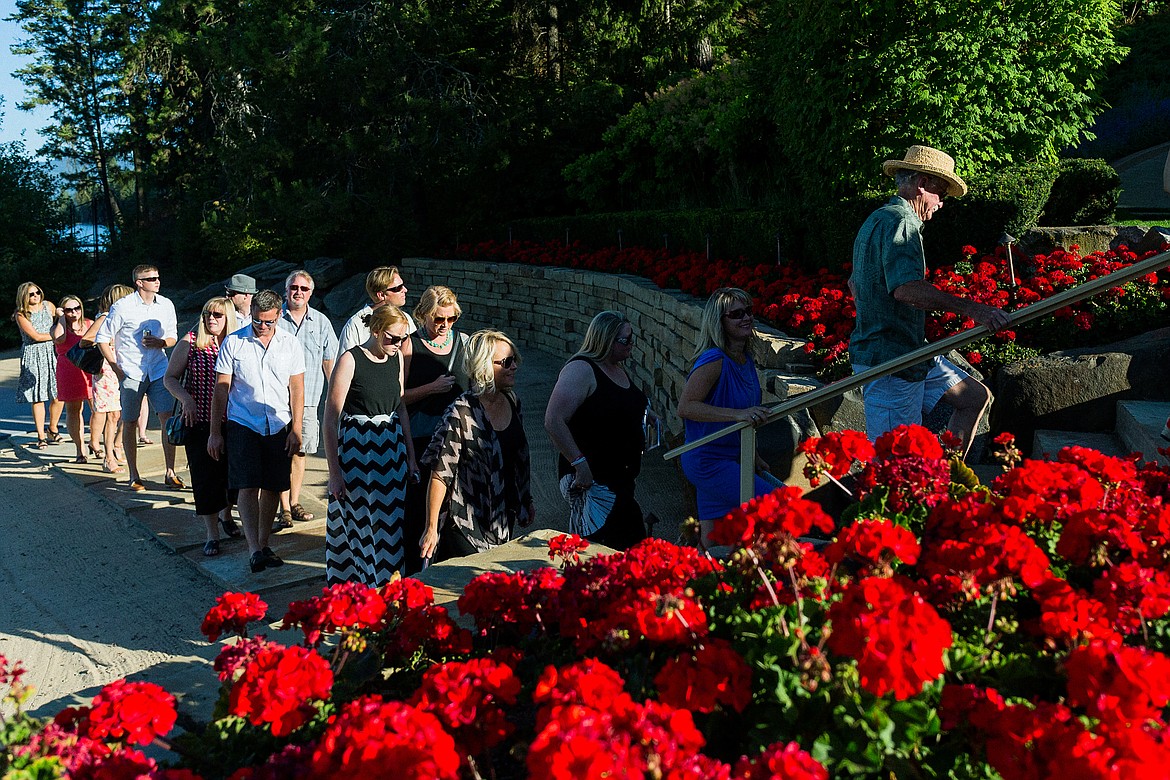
[421,390,533,552]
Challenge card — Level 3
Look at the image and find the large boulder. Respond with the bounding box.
[303,257,348,290]
[170,258,299,313]
[321,274,368,319]
[991,327,1170,454]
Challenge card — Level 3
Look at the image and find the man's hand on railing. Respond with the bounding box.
[967,302,1012,333]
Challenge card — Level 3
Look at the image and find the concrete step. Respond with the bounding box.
[1031,429,1126,461]
[1116,400,1170,465]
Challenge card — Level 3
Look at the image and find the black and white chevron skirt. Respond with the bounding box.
[325,412,408,586]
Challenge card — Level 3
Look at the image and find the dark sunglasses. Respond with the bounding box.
[614,334,636,346]
[63,306,81,313]
[493,355,517,369]
[433,315,459,325]
[382,333,408,347]
[288,284,312,293]
[137,276,160,282]
[29,290,42,296]
[383,283,406,294]
[724,307,753,320]
[253,317,279,328]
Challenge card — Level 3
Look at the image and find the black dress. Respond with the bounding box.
[557,357,648,549]
[402,332,468,572]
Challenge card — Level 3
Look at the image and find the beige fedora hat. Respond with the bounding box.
[882,145,968,198]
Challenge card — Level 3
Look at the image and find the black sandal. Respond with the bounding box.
[45,430,63,444]
[220,515,242,539]
[203,539,220,557]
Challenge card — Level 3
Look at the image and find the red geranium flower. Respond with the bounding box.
[654,638,753,714]
[229,644,333,737]
[824,517,920,576]
[201,592,268,643]
[85,679,177,746]
[410,659,521,755]
[827,575,953,700]
[732,741,828,780]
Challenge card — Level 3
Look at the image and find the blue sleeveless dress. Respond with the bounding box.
[680,348,773,521]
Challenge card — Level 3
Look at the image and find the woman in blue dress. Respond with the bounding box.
[678,287,777,544]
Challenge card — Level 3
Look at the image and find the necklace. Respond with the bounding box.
[423,329,453,349]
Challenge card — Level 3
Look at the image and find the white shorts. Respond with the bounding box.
[853,356,970,443]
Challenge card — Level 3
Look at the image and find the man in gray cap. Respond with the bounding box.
[226,273,257,328]
[849,145,1010,458]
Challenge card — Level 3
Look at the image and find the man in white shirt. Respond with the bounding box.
[225,273,257,328]
[277,269,338,527]
[95,264,181,492]
[208,290,306,574]
[337,265,416,354]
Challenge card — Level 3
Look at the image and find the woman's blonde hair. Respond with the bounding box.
[59,295,85,322]
[195,297,238,350]
[692,287,758,363]
[572,310,630,362]
[464,329,521,397]
[363,303,410,336]
[14,282,44,318]
[98,284,134,314]
[413,285,463,329]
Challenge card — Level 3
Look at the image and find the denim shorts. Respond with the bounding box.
[853,356,970,442]
[119,376,175,423]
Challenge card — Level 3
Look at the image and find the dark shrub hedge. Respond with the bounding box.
[1039,158,1120,226]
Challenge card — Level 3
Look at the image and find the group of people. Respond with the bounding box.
[13,145,1019,575]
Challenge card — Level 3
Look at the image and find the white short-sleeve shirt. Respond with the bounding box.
[94,292,178,382]
[215,324,306,435]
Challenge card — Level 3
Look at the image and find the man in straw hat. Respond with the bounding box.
[848,145,1011,458]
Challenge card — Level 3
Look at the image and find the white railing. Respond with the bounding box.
[664,247,1170,504]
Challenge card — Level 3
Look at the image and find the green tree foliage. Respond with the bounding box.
[753,0,1127,201]
[0,119,88,347]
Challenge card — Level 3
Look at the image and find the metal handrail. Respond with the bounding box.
[664,247,1170,503]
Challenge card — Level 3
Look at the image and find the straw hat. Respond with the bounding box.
[882,145,968,198]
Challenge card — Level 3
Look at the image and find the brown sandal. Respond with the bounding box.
[290,503,315,522]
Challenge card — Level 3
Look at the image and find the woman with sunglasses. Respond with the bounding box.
[164,297,241,556]
[13,282,58,448]
[420,330,535,563]
[678,287,777,544]
[50,295,94,462]
[400,285,470,573]
[323,304,417,585]
[545,310,649,549]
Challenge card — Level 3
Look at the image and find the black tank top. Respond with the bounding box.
[405,332,469,439]
[556,357,647,489]
[343,346,402,416]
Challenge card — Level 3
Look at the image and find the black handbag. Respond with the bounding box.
[66,342,105,374]
[165,400,188,446]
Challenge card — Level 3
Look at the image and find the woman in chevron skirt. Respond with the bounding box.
[323,304,417,585]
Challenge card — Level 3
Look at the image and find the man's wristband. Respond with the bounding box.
[571,455,587,467]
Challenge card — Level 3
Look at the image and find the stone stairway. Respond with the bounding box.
[1032,399,1170,465]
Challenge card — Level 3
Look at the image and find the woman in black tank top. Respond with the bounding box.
[401,286,469,572]
[545,311,650,549]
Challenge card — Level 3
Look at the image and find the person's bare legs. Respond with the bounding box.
[66,400,86,460]
[258,490,279,550]
[157,409,179,478]
[237,487,263,555]
[48,398,63,438]
[90,409,105,456]
[282,454,307,515]
[137,397,149,443]
[943,377,993,460]
[31,400,47,442]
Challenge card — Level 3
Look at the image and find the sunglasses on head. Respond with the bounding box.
[723,307,753,320]
[493,355,517,369]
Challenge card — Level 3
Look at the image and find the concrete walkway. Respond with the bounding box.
[1115,141,1170,214]
[0,340,691,717]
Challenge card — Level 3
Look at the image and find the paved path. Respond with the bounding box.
[1115,142,1170,214]
[0,340,690,718]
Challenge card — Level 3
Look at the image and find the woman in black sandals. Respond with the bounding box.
[51,295,94,463]
[420,330,535,563]
[401,285,469,573]
[164,297,241,556]
[324,304,417,586]
[13,282,57,448]
[545,311,650,549]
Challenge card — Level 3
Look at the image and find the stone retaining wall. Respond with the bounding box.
[397,258,807,438]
